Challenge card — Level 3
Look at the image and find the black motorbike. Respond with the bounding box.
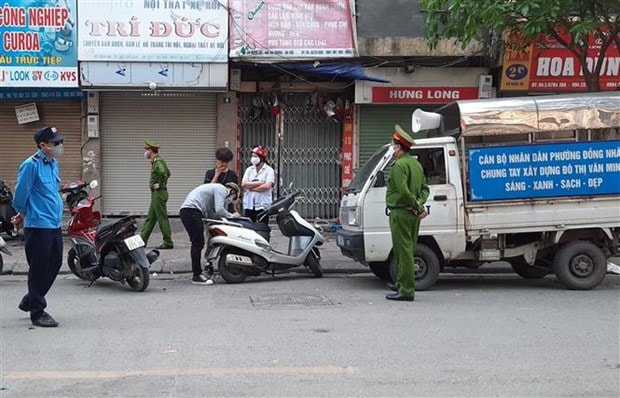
[0,179,18,238]
[61,180,160,291]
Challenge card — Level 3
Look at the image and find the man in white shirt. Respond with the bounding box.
[242,145,275,225]
[179,182,240,284]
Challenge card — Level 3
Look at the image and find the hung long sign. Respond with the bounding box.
[371,87,479,104]
[468,141,620,201]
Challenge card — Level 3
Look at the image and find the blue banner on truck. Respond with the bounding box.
[468,141,620,201]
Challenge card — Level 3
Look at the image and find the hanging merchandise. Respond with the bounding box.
[270,94,281,116]
[323,100,336,118]
[250,96,263,120]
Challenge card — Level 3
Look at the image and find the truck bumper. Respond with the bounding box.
[335,229,365,263]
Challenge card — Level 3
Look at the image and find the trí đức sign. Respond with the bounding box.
[468,141,620,201]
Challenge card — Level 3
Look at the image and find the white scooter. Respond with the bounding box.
[205,191,325,283]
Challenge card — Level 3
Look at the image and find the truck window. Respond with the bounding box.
[348,145,390,193]
[384,147,447,185]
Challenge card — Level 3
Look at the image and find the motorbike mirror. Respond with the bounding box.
[89,180,98,189]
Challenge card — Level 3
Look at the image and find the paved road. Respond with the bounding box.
[1,269,619,397]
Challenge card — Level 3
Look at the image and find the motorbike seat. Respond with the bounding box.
[226,217,271,241]
[96,220,117,235]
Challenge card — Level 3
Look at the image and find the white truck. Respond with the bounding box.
[336,92,620,290]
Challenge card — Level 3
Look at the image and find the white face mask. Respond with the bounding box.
[250,156,261,166]
[48,143,64,158]
[392,143,400,152]
[144,151,150,160]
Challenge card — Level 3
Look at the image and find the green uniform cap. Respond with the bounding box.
[392,124,414,149]
[144,139,161,149]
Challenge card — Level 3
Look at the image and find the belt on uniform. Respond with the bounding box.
[151,187,167,192]
[388,206,414,212]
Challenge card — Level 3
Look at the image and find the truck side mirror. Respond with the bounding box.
[373,171,385,187]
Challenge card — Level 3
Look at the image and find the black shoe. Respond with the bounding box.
[386,293,414,302]
[31,312,59,327]
[387,283,398,292]
[156,244,174,250]
[18,299,30,312]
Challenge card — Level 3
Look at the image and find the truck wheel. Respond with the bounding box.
[552,241,606,290]
[389,243,440,291]
[509,259,549,279]
[369,262,391,281]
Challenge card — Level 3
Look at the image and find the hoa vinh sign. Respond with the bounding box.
[501,29,619,91]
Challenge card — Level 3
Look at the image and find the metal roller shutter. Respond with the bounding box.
[358,104,433,165]
[99,92,217,215]
[0,101,83,188]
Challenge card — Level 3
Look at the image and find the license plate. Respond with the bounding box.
[337,235,344,247]
[124,235,145,250]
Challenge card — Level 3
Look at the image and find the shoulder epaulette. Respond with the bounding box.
[32,154,41,162]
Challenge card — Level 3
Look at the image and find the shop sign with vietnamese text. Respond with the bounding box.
[229,0,356,59]
[78,0,228,63]
[371,87,479,104]
[501,29,619,91]
[0,0,78,87]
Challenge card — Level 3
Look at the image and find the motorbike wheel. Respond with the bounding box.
[126,265,150,292]
[68,248,92,281]
[305,251,323,278]
[218,248,249,284]
[0,254,3,274]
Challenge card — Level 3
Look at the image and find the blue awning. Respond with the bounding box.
[273,62,390,83]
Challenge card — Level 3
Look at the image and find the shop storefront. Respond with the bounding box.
[0,89,84,188]
[354,67,490,164]
[95,91,218,215]
[77,1,230,214]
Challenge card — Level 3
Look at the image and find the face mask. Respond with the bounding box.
[225,195,240,206]
[392,143,400,152]
[144,151,150,160]
[250,156,261,166]
[48,143,64,158]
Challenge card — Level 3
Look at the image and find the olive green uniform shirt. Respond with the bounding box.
[386,154,429,213]
[150,155,170,188]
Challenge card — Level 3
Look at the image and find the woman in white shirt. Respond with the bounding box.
[241,145,275,225]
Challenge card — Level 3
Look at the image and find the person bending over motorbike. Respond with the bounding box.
[179,182,241,285]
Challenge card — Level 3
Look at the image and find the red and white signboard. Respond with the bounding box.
[341,112,354,189]
[501,28,620,91]
[229,0,356,59]
[371,87,479,104]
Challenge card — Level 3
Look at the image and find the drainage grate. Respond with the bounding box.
[250,293,334,307]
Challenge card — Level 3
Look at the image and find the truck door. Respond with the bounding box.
[410,146,458,236]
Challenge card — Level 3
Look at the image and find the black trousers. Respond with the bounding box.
[23,227,63,319]
[180,208,205,277]
[244,209,269,226]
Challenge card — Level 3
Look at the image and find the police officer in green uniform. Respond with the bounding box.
[385,125,429,302]
[141,139,174,249]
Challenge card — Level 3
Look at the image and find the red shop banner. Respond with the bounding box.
[341,113,354,190]
[371,87,479,104]
[501,28,620,92]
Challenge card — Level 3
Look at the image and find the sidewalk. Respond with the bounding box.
[0,217,367,276]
